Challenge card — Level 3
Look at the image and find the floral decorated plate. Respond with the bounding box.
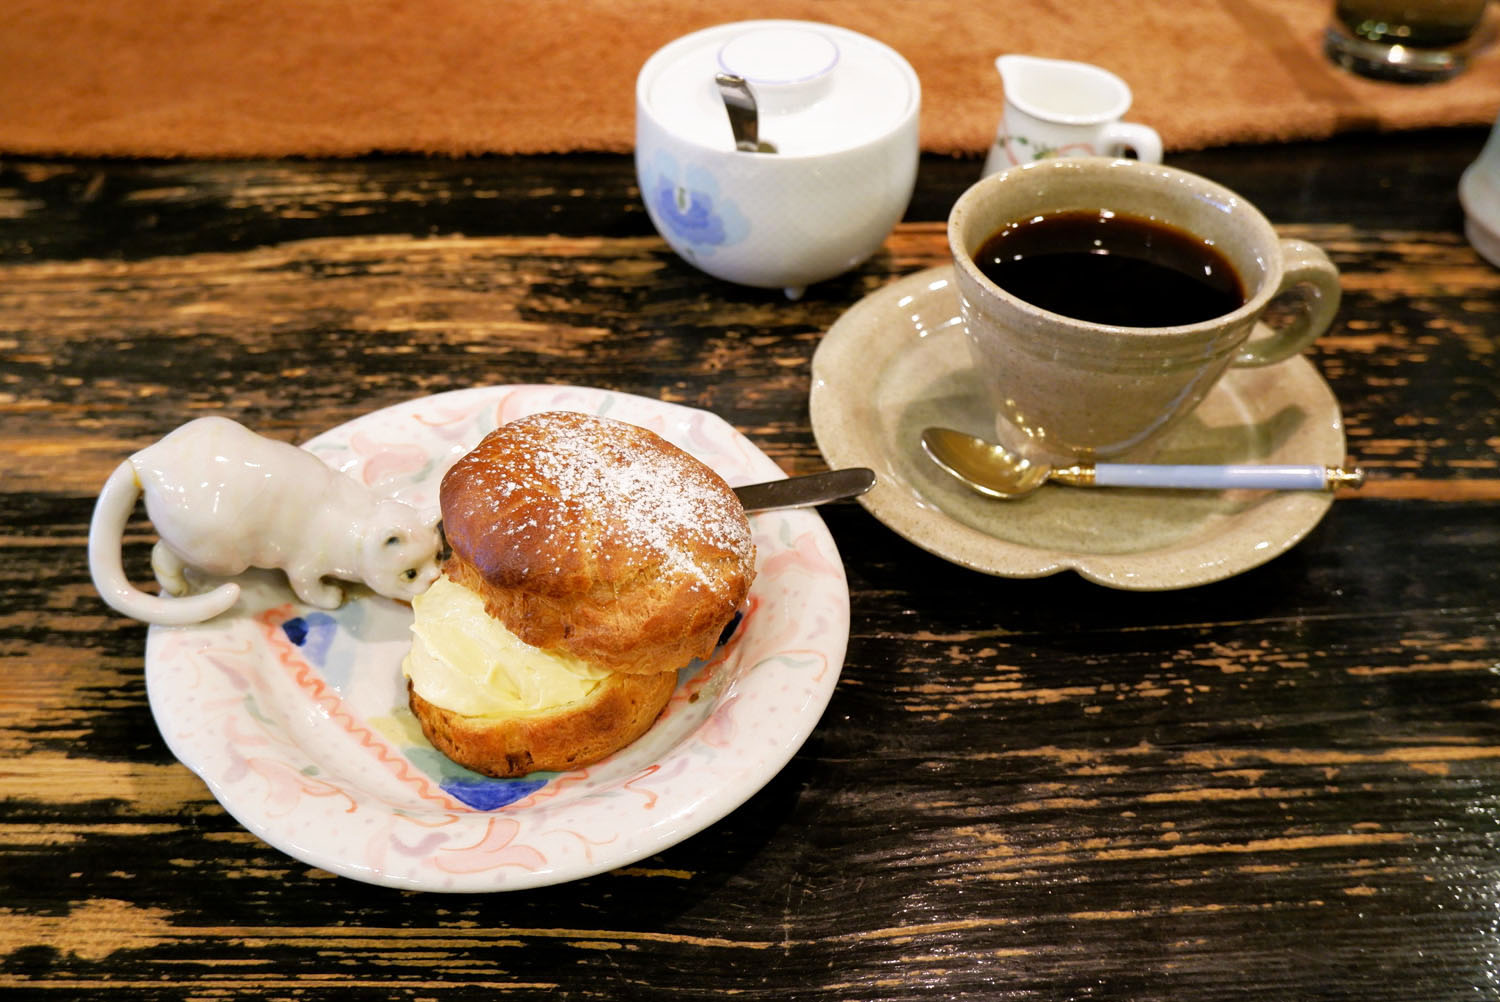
[144,385,850,892]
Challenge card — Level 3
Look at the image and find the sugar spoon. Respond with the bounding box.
[715,73,776,153]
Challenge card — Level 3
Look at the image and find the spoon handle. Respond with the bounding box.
[1077,463,1365,491]
[715,73,763,153]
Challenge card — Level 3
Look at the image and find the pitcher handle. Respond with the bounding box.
[1101,122,1162,164]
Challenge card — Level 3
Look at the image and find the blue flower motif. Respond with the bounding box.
[439,774,549,811]
[282,612,338,671]
[646,152,749,254]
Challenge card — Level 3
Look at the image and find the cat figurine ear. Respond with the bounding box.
[88,416,444,626]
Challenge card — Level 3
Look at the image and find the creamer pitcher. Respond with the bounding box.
[982,54,1162,176]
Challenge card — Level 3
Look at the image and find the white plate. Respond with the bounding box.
[144,385,850,891]
[810,266,1349,590]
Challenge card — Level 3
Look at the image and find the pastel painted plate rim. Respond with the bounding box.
[143,385,850,892]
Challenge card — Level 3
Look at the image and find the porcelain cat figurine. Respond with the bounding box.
[88,416,443,626]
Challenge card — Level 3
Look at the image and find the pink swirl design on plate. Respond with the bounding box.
[622,764,665,809]
[347,431,434,488]
[437,816,549,875]
[391,831,452,858]
[759,529,844,579]
[411,392,515,430]
[245,756,358,817]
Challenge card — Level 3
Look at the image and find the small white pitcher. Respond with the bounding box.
[982,54,1162,176]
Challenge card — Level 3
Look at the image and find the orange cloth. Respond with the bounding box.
[1,0,1497,158]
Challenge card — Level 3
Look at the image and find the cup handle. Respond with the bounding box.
[1102,122,1162,164]
[1233,238,1343,368]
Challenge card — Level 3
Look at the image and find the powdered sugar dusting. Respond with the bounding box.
[447,411,752,593]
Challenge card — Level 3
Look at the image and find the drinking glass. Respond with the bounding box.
[1325,0,1491,82]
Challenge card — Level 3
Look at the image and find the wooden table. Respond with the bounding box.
[3,129,1498,1000]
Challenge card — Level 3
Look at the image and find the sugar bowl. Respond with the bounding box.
[635,20,921,299]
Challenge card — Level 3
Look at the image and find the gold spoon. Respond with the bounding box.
[920,426,1364,499]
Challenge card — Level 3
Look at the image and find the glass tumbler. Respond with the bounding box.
[1325,0,1490,82]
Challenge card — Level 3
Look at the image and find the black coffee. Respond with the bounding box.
[974,209,1247,327]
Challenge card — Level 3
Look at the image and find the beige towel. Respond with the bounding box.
[1,0,1496,158]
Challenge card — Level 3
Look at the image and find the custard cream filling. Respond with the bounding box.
[403,574,610,717]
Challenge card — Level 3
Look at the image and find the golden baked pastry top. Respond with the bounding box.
[439,411,756,675]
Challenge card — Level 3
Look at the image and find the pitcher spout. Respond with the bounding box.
[994,53,1045,92]
[995,53,1132,125]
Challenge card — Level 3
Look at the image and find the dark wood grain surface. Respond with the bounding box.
[2,129,1498,1000]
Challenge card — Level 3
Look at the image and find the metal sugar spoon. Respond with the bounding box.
[920,426,1365,499]
[715,73,777,153]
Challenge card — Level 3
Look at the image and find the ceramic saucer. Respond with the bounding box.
[809,266,1349,590]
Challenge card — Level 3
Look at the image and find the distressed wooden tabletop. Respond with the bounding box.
[2,130,1498,1001]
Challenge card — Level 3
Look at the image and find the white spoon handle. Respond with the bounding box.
[1089,463,1362,491]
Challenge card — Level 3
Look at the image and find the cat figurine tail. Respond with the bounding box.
[89,461,243,626]
[86,416,444,627]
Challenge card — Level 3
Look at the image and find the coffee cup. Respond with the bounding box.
[982,55,1162,177]
[949,158,1342,465]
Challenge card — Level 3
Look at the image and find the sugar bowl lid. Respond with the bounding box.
[637,20,920,157]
